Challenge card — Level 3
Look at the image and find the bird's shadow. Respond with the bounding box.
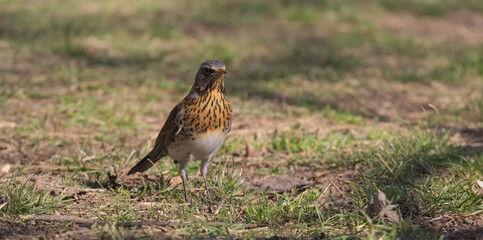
[78,172,170,194]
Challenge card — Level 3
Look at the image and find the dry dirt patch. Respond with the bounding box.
[378,10,483,44]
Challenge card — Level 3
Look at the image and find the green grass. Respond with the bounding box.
[378,0,483,16]
[356,129,483,217]
[0,175,68,215]
[137,129,478,237]
[1,127,482,238]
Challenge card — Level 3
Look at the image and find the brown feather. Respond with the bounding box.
[127,104,182,175]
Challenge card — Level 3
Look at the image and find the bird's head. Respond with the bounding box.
[194,60,227,93]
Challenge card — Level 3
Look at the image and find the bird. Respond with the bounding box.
[127,60,232,204]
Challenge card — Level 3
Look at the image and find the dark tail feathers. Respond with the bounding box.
[127,155,156,175]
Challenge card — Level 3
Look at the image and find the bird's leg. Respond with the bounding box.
[200,157,212,201]
[178,160,191,205]
[179,168,190,205]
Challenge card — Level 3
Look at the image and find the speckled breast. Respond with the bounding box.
[167,90,232,161]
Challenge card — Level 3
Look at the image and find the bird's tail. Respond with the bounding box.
[127,155,157,175]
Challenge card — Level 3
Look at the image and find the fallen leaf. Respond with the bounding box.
[367,191,387,218]
[366,191,400,223]
[384,205,400,223]
[169,176,182,186]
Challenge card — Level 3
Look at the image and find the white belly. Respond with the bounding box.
[167,131,227,162]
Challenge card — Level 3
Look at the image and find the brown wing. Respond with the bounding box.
[127,104,183,175]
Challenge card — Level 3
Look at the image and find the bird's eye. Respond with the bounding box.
[203,67,215,75]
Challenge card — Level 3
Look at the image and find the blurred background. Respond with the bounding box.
[1,0,482,166]
[2,0,482,127]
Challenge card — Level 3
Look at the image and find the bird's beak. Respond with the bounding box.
[215,68,227,75]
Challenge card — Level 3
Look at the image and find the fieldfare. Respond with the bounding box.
[128,60,232,204]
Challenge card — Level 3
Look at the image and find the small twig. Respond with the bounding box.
[0,202,7,211]
[81,155,97,162]
[318,183,332,199]
[376,153,394,175]
[73,188,106,194]
[12,165,97,173]
[56,228,91,237]
[428,215,443,222]
[23,215,96,225]
[328,178,346,198]
[22,215,258,228]
[122,149,137,171]
[231,226,269,234]
[213,197,227,215]
[136,202,180,208]
[427,103,439,115]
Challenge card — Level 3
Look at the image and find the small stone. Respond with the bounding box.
[250,176,311,193]
[477,180,483,190]
[1,164,11,174]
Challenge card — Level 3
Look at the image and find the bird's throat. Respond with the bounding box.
[207,77,226,94]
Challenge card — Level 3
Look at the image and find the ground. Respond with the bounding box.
[0,0,482,239]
